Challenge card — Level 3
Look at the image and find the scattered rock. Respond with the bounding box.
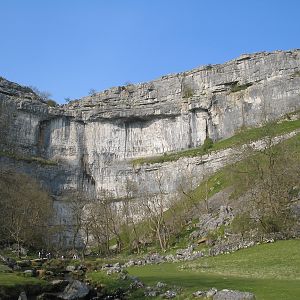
[156,282,167,288]
[144,287,159,297]
[191,206,234,240]
[162,290,177,299]
[207,287,218,297]
[193,290,206,297]
[65,265,76,272]
[213,289,256,300]
[130,279,144,290]
[59,280,90,300]
[192,288,255,299]
[105,263,123,275]
[18,291,27,300]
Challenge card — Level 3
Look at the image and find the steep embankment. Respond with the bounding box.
[0,50,300,231]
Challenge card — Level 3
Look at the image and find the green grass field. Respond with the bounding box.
[124,240,300,299]
[0,262,47,298]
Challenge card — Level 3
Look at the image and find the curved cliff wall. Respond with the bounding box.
[1,50,300,206]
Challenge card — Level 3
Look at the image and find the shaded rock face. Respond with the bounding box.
[59,280,90,300]
[0,50,300,232]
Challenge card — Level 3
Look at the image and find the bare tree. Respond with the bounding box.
[231,127,299,235]
[140,174,171,251]
[0,170,53,256]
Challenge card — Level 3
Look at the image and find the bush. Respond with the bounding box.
[202,138,214,152]
[46,100,57,107]
[231,212,255,236]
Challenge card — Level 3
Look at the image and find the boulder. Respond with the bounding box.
[193,290,206,297]
[156,282,167,288]
[59,280,90,300]
[213,289,255,300]
[18,291,27,300]
[49,280,69,292]
[207,287,218,297]
[162,290,177,299]
[65,265,76,272]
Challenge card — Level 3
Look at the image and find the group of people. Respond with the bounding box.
[38,249,52,260]
[38,249,79,260]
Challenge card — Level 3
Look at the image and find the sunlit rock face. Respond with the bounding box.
[1,50,300,223]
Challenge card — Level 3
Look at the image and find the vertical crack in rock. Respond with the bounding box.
[78,121,96,192]
[124,121,128,159]
[37,119,50,157]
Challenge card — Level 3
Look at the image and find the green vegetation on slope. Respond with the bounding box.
[87,270,145,299]
[126,240,300,300]
[132,118,300,166]
[115,132,299,253]
[0,150,57,166]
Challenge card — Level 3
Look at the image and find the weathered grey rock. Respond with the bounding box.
[162,290,177,298]
[18,291,28,300]
[192,290,206,297]
[213,289,256,300]
[130,278,144,289]
[191,205,235,240]
[59,280,90,300]
[156,282,167,288]
[207,287,218,297]
[50,279,69,292]
[65,265,76,272]
[1,50,300,241]
[144,288,159,297]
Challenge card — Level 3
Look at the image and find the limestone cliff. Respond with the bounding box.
[1,50,300,233]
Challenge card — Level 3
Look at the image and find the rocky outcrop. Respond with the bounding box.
[1,50,300,235]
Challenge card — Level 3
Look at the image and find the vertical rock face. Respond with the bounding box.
[0,50,300,224]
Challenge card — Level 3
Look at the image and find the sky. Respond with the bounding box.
[1,0,299,103]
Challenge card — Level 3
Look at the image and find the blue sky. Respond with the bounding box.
[1,0,299,103]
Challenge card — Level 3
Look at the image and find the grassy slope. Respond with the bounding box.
[0,262,47,298]
[127,240,300,300]
[118,132,299,252]
[165,132,299,221]
[132,118,300,166]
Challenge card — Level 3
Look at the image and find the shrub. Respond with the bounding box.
[230,82,252,93]
[231,212,255,236]
[202,137,214,152]
[46,100,57,107]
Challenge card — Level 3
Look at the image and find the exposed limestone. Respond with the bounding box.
[0,50,300,234]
